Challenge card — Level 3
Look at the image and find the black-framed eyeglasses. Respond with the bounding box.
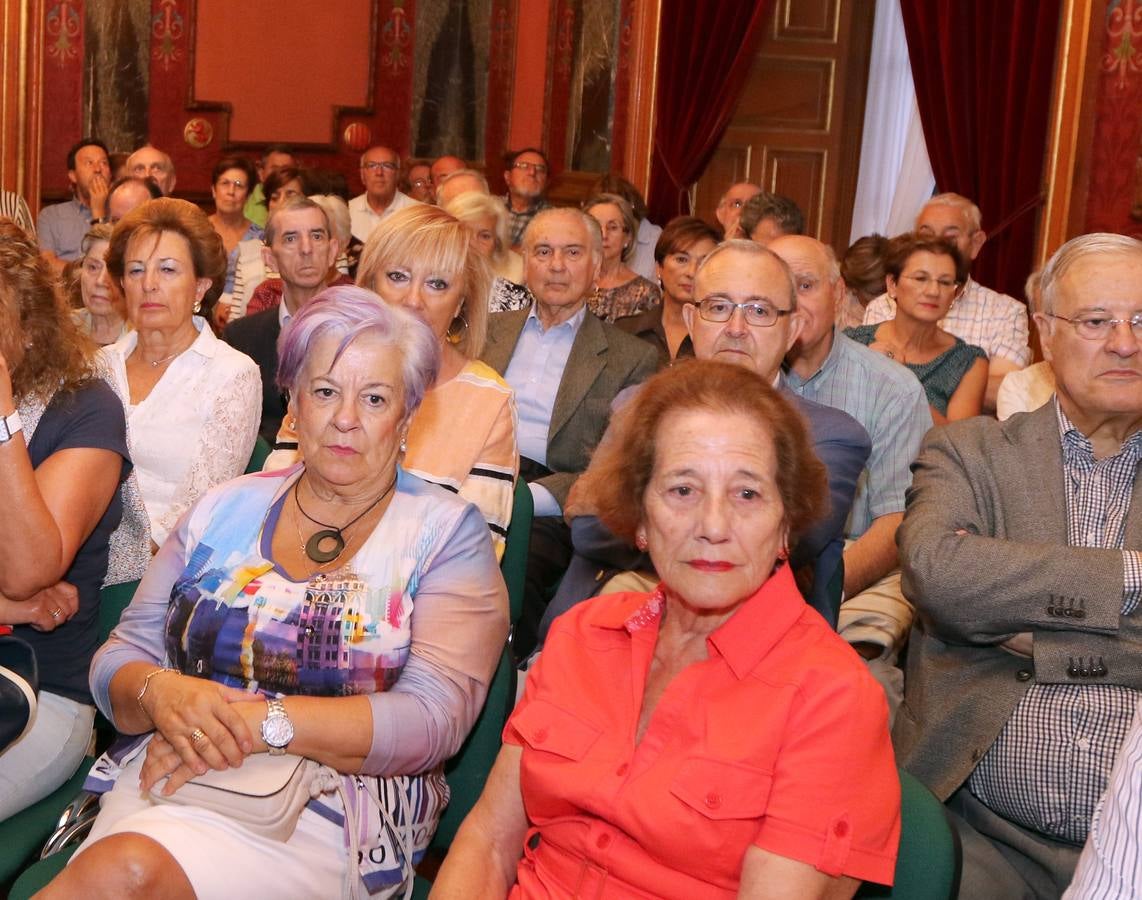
[695,297,792,327]
[1048,312,1142,341]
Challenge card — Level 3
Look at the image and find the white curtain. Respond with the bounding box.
[847,0,936,247]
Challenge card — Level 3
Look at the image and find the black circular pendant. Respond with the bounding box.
[305,528,345,564]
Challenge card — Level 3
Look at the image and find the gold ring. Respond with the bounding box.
[190,728,208,747]
[49,608,62,620]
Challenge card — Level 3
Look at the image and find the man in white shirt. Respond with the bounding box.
[863,193,1031,412]
[349,145,418,243]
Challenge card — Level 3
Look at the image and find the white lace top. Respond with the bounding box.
[98,317,261,546]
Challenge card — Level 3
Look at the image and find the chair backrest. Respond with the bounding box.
[430,478,532,849]
[857,769,961,899]
[245,435,273,475]
[97,579,141,643]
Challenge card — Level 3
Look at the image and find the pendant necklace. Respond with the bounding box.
[294,476,397,564]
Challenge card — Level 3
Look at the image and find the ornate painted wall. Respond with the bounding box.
[1084,0,1142,237]
[38,0,631,201]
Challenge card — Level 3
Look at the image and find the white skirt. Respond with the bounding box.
[72,748,360,899]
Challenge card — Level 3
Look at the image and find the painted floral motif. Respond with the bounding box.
[382,1,411,75]
[45,0,80,66]
[1104,0,1142,91]
[152,0,185,70]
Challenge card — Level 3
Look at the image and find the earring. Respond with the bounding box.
[193,298,202,314]
[635,533,648,551]
[399,432,408,454]
[446,312,469,346]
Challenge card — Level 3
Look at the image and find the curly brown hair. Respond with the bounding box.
[884,233,969,285]
[581,359,828,551]
[0,220,94,402]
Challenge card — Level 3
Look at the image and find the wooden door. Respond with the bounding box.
[692,0,875,251]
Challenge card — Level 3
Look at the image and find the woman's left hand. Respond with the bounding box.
[140,731,204,796]
[0,581,79,630]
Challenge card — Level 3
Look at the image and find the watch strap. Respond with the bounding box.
[0,410,22,444]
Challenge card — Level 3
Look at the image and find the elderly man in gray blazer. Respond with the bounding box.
[482,207,659,660]
[895,233,1142,900]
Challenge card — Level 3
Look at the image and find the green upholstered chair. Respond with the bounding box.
[244,435,272,474]
[857,769,961,900]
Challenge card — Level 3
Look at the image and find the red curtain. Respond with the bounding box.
[899,0,1062,298]
[646,0,774,224]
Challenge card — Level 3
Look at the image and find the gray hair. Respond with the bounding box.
[277,284,441,418]
[264,196,331,247]
[1039,232,1142,315]
[583,192,638,262]
[439,168,489,193]
[920,193,983,233]
[523,207,603,262]
[308,194,352,250]
[695,239,798,309]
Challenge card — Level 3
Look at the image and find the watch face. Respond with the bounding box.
[262,715,294,747]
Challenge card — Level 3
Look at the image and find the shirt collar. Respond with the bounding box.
[594,564,810,681]
[1056,397,1142,464]
[524,300,587,336]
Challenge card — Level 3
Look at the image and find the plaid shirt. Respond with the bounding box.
[504,195,548,248]
[967,402,1142,844]
[864,276,1031,367]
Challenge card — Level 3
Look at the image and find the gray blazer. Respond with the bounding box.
[482,306,659,508]
[893,401,1142,800]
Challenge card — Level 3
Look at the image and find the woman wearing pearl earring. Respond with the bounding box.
[99,198,261,550]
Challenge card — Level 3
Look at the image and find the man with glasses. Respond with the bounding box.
[896,233,1142,899]
[502,147,551,250]
[863,193,1031,412]
[349,144,418,243]
[533,240,870,654]
[774,234,932,718]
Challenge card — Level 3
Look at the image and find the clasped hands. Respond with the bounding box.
[137,671,264,797]
[0,582,79,632]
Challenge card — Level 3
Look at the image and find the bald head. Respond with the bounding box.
[127,145,175,195]
[769,234,845,374]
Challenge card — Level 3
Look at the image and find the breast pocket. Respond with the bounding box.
[512,698,603,761]
[667,757,774,876]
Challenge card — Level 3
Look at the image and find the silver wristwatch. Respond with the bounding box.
[0,410,22,445]
[260,697,294,755]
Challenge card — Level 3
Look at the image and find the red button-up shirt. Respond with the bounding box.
[506,565,900,897]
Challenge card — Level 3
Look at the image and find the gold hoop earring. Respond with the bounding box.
[446,313,469,346]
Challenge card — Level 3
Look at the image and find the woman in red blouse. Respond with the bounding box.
[435,360,901,898]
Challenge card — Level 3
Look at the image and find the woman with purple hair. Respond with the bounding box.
[44,285,508,899]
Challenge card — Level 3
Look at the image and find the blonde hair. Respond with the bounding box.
[355,204,491,358]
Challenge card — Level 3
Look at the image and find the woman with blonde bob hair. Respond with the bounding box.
[442,191,528,310]
[351,204,518,556]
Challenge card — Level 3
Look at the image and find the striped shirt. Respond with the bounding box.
[968,402,1142,844]
[863,276,1032,367]
[1064,701,1142,898]
[0,190,35,237]
[783,331,932,537]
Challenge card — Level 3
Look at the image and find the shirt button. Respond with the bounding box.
[615,763,628,777]
[533,728,548,743]
[704,792,721,810]
[1016,669,1032,682]
[1076,737,1091,750]
[596,833,611,849]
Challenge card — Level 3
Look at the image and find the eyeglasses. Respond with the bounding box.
[1049,312,1142,341]
[513,161,548,175]
[216,178,247,190]
[695,297,792,327]
[901,273,959,293]
[361,161,398,172]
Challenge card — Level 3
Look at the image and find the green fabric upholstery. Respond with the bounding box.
[858,769,961,899]
[244,435,272,475]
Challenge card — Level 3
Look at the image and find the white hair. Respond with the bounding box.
[1039,232,1142,315]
